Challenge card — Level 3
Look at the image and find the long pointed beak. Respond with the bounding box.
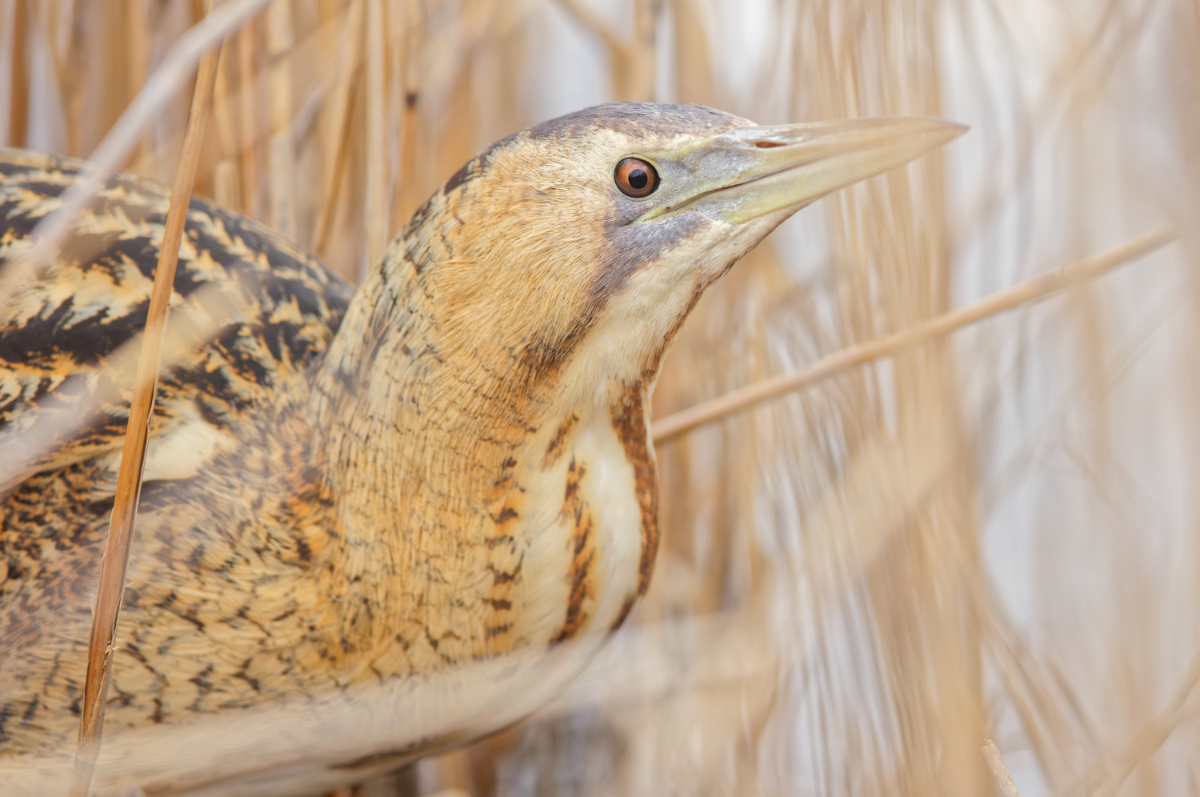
[640,117,967,224]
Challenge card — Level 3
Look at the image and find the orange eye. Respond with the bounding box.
[614,158,659,198]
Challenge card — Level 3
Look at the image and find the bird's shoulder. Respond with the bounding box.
[0,147,355,491]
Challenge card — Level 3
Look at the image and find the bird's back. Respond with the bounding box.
[0,148,353,752]
[0,147,352,490]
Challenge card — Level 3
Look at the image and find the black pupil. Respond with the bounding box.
[628,168,648,189]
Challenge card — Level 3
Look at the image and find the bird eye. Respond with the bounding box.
[614,158,659,198]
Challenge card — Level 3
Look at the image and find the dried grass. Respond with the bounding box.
[1,1,1196,796]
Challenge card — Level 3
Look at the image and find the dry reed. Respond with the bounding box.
[67,29,220,797]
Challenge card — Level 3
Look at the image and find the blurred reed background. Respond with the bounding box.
[1,0,1196,795]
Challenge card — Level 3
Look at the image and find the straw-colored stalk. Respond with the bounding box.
[67,35,220,797]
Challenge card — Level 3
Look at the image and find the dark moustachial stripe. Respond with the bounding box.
[610,381,658,599]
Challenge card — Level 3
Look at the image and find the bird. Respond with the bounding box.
[0,103,962,794]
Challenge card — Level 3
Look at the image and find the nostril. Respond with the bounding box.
[754,140,786,148]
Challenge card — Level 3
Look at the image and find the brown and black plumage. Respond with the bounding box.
[0,104,962,794]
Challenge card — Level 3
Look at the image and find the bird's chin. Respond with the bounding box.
[696,212,792,279]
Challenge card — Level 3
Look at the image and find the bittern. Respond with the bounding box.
[0,104,962,793]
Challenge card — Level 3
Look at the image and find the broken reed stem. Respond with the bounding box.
[68,41,221,797]
[651,227,1176,443]
[365,0,389,274]
[314,0,364,257]
[982,740,1024,797]
[237,17,263,219]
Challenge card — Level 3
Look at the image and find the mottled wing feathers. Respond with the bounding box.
[0,148,353,492]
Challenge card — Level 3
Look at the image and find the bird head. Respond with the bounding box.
[416,103,964,397]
